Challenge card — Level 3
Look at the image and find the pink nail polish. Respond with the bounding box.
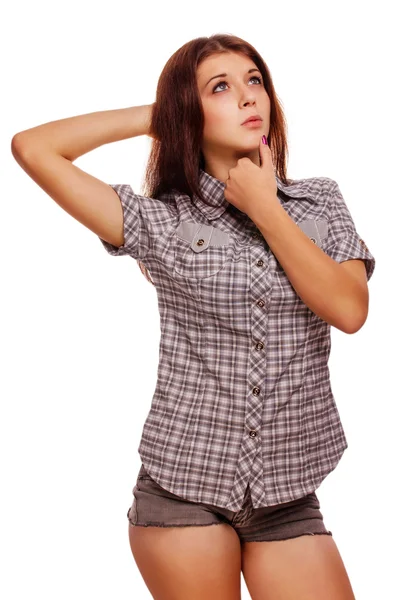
[262,135,267,145]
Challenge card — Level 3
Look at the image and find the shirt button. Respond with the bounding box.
[252,386,260,396]
[257,299,265,307]
[249,430,257,438]
[255,341,264,350]
[256,259,264,267]
[310,237,316,244]
[196,238,205,246]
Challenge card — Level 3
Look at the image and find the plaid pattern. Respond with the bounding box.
[99,169,375,510]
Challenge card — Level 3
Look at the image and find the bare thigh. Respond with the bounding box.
[128,522,242,600]
[241,534,356,600]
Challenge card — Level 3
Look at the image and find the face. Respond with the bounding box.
[196,52,270,162]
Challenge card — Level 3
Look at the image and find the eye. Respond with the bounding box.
[212,75,263,93]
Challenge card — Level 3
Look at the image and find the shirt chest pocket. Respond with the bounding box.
[296,218,328,247]
[273,218,329,304]
[173,221,230,279]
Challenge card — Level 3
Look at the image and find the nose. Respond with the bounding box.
[241,93,256,108]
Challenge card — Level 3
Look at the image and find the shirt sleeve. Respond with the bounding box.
[324,180,376,281]
[98,184,151,260]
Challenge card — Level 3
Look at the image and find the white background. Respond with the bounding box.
[2,0,398,598]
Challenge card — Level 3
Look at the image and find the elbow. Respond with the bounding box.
[11,132,33,163]
[340,306,369,334]
[11,133,25,158]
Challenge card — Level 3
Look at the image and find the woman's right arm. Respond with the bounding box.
[11,105,154,248]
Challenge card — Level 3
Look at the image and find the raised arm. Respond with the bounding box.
[11,105,154,248]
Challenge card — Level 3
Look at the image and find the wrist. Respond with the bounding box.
[248,195,281,229]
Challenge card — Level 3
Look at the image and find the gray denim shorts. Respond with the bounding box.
[126,464,332,543]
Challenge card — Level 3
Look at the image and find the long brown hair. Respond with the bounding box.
[137,34,292,286]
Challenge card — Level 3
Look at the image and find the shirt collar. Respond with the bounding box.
[192,168,316,221]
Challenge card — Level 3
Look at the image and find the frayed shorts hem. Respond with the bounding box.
[128,517,333,543]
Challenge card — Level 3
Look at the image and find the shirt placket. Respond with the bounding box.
[228,231,273,508]
[231,484,253,526]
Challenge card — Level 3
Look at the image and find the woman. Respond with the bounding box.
[12,34,375,600]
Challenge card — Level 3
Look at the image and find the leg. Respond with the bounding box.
[241,534,356,600]
[128,522,242,600]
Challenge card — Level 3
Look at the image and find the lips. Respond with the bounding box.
[242,114,262,125]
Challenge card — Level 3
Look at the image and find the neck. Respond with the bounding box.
[203,148,260,183]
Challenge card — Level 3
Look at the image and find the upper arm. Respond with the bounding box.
[323,180,376,282]
[11,134,149,258]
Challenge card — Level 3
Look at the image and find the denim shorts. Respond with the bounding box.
[126,464,333,543]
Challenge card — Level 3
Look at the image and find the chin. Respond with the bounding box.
[234,145,259,157]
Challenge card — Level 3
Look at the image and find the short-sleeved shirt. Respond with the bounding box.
[99,168,376,510]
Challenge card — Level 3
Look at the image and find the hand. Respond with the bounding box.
[224,136,279,219]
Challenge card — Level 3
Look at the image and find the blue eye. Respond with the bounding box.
[212,76,262,93]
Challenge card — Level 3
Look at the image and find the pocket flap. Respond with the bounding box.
[175,221,230,253]
[191,223,214,253]
[297,219,328,247]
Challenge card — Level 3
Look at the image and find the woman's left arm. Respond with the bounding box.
[250,182,376,334]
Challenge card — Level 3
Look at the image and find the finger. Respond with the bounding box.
[259,135,269,166]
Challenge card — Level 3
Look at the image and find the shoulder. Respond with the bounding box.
[121,186,178,219]
[283,175,337,197]
[276,176,339,215]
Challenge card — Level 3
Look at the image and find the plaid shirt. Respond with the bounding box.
[99,169,375,510]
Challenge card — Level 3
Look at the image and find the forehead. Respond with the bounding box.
[197,52,257,79]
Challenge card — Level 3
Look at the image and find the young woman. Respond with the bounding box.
[12,34,375,600]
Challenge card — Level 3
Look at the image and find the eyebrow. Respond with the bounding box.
[204,68,261,89]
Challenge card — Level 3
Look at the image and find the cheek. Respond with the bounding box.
[203,101,235,138]
[262,92,271,114]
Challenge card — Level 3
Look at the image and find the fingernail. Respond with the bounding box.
[262,135,267,145]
